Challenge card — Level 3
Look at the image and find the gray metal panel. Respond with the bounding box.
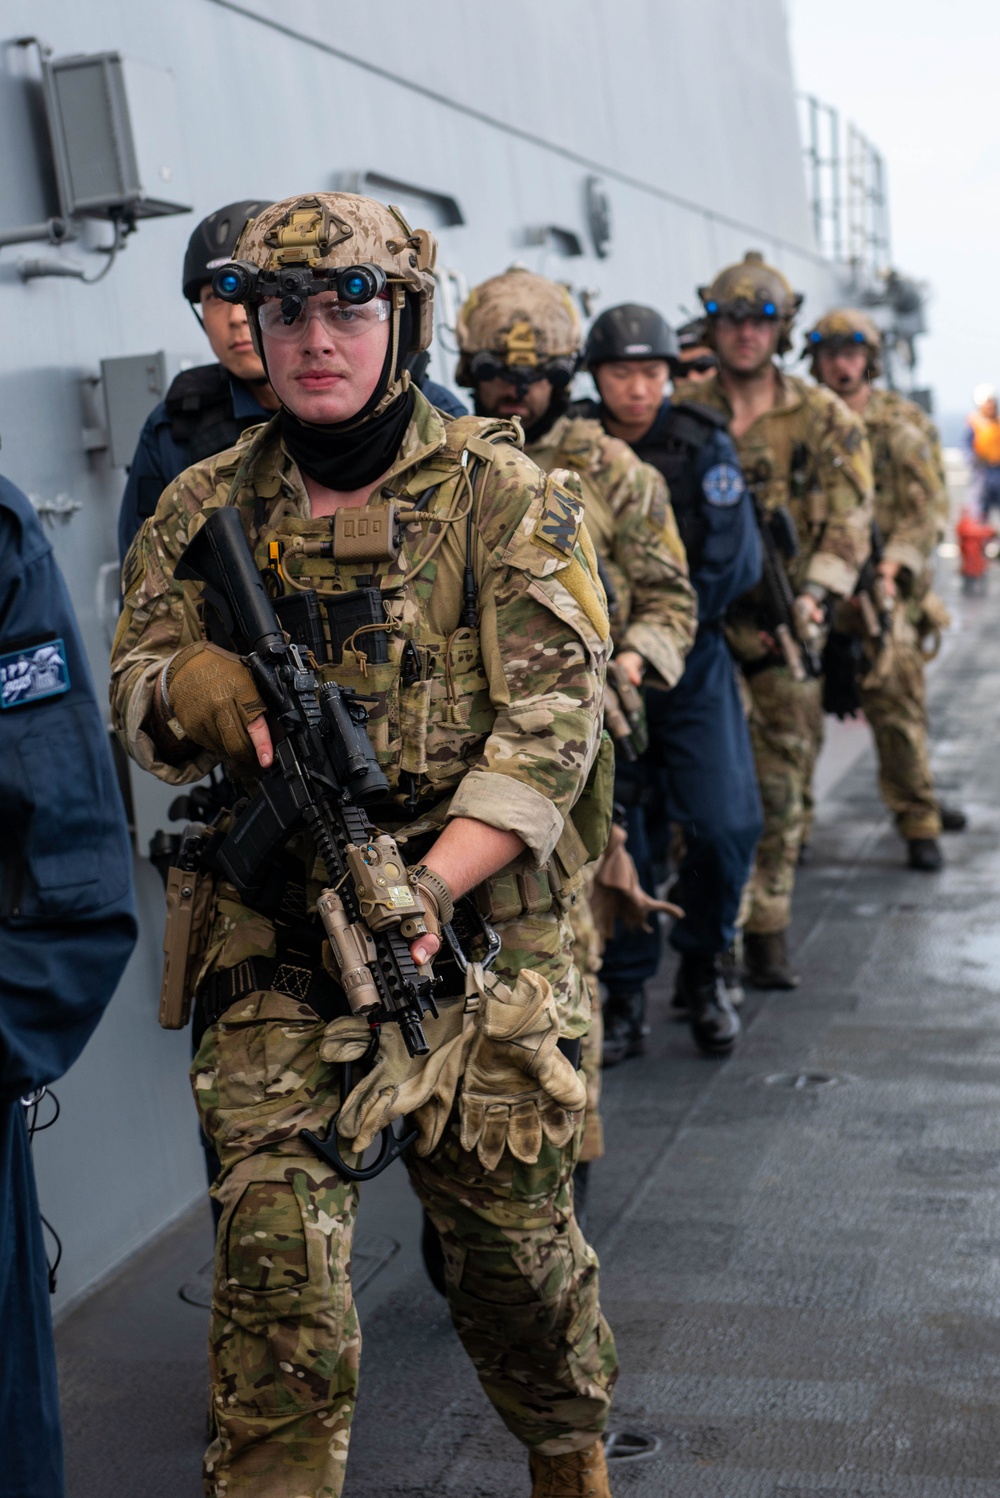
[0,0,844,1313]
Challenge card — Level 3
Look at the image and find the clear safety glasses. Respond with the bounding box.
[258,294,391,342]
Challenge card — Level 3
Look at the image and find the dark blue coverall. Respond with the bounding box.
[118,371,271,564]
[599,398,764,991]
[0,477,136,1498]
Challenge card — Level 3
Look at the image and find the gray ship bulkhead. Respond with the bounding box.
[0,0,843,1312]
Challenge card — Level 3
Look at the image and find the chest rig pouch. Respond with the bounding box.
[268,503,403,668]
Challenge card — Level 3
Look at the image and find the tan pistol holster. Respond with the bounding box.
[158,824,217,1030]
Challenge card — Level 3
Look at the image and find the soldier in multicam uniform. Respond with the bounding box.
[111,194,618,1498]
[681,253,873,990]
[454,267,698,1077]
[808,308,966,870]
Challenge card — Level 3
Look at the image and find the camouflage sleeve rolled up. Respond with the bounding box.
[110,456,236,785]
[880,419,944,577]
[448,450,610,864]
[593,434,696,686]
[801,388,874,598]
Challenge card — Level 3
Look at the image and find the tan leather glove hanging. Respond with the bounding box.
[164,642,266,768]
[590,821,683,943]
[459,968,587,1172]
[321,1004,472,1157]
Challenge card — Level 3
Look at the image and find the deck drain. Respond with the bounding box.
[762,1071,845,1090]
[604,1430,661,1461]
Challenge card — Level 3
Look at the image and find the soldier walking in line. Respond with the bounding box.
[112,194,618,1498]
[454,268,697,1067]
[809,309,966,870]
[680,253,873,990]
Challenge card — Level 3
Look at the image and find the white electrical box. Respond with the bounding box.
[42,52,192,221]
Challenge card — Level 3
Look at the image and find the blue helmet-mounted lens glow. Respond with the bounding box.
[763,301,777,317]
[852,330,865,342]
[705,299,718,313]
[216,269,242,298]
[809,330,822,343]
[341,271,369,301]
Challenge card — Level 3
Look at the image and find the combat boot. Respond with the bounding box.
[908,837,943,871]
[719,943,745,1008]
[744,931,799,990]
[601,989,647,1068]
[939,802,968,832]
[677,953,741,1056]
[529,1440,612,1497]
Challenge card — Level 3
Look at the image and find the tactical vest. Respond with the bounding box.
[205,415,611,886]
[166,364,265,466]
[632,401,729,570]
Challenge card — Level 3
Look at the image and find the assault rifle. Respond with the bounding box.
[176,507,449,1061]
[749,485,821,682]
[853,520,893,651]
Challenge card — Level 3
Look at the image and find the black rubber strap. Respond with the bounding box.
[194,955,349,1039]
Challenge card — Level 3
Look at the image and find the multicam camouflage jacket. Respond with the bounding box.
[866,388,949,548]
[526,413,696,688]
[112,390,610,879]
[862,388,944,585]
[683,369,873,597]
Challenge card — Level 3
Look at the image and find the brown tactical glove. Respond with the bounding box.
[590,821,682,942]
[459,968,587,1171]
[163,642,266,768]
[321,1004,472,1157]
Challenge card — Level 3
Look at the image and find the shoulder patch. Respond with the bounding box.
[533,474,584,558]
[0,636,70,709]
[702,463,745,508]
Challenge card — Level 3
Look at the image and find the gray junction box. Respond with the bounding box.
[42,52,192,221]
[101,351,196,468]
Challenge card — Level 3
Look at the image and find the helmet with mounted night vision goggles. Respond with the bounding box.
[211,192,438,416]
[454,268,581,393]
[698,250,803,354]
[804,308,882,377]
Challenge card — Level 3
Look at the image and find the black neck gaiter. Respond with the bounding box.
[280,387,415,491]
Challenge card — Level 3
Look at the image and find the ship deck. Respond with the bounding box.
[56,565,1000,1497]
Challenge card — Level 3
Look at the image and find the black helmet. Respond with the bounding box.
[583,303,678,367]
[676,315,710,350]
[182,199,272,303]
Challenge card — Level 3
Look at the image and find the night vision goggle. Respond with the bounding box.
[212,260,388,324]
[703,296,780,320]
[469,349,577,393]
[808,329,869,349]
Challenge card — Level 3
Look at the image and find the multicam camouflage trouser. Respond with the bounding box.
[859,620,941,841]
[744,665,824,935]
[193,909,617,1498]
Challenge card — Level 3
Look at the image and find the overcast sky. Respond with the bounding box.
[786,0,995,429]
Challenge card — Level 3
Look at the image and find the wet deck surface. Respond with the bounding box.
[57,577,1000,1496]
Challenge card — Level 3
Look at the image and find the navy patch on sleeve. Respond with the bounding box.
[0,638,71,709]
[702,463,745,508]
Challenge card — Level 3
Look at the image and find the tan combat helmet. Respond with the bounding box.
[804,307,882,377]
[698,250,803,354]
[455,268,581,389]
[214,192,437,415]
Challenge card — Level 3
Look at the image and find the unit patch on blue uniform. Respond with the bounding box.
[0,637,70,709]
[533,476,584,558]
[702,463,745,507]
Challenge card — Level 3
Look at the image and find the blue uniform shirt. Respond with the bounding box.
[118,372,270,565]
[420,377,468,419]
[0,477,136,1498]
